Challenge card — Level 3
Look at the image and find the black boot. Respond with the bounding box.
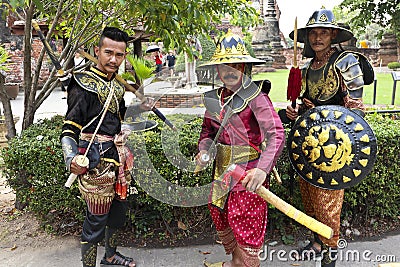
[321,243,337,267]
[81,241,97,267]
[102,226,134,265]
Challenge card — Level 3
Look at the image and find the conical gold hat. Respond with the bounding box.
[201,29,265,66]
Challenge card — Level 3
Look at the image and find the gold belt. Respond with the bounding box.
[80,133,114,143]
[211,144,260,209]
[214,144,260,180]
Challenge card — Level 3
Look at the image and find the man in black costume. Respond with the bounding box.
[61,27,153,267]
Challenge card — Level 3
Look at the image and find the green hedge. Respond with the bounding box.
[387,62,400,70]
[0,116,85,233]
[343,114,400,220]
[1,113,399,239]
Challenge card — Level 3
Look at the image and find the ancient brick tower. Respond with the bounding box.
[251,0,286,71]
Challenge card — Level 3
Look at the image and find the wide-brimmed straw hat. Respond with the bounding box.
[289,8,353,44]
[201,29,265,67]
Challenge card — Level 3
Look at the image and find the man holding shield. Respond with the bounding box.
[285,8,372,267]
[196,30,285,267]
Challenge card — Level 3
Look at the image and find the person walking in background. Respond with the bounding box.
[154,50,163,76]
[166,50,176,77]
[60,27,154,267]
[74,49,86,68]
[285,8,370,267]
[197,30,285,267]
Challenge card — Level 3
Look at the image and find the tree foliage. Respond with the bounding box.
[3,0,260,132]
[339,0,400,40]
[0,44,10,72]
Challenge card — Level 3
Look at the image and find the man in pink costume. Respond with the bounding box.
[196,30,285,267]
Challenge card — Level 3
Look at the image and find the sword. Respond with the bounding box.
[31,21,176,131]
[31,20,71,87]
[65,80,117,188]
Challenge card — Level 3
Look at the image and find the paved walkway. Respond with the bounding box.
[8,85,290,134]
[1,233,400,266]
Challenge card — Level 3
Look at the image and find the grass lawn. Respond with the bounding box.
[254,69,400,107]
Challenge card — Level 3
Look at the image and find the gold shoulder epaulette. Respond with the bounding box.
[73,71,105,93]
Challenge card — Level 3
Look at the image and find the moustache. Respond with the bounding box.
[106,63,118,69]
[223,74,239,80]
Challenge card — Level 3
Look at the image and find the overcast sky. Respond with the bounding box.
[276,0,344,37]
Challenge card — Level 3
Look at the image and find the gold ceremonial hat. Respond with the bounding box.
[201,29,265,67]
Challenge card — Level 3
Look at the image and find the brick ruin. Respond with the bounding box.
[0,10,60,90]
[0,9,399,93]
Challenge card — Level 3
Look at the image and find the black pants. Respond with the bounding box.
[81,199,127,243]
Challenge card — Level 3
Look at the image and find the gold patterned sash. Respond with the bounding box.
[211,144,259,209]
[78,161,116,215]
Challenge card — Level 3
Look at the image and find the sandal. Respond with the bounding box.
[115,252,133,262]
[100,252,136,266]
[203,260,225,267]
[295,241,321,261]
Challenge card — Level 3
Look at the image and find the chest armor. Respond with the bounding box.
[203,80,263,120]
[73,71,125,113]
[301,63,343,106]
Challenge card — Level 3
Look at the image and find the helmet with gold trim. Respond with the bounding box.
[201,29,265,67]
[289,8,354,58]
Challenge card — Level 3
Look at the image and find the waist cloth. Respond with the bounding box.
[211,143,259,209]
[78,130,133,215]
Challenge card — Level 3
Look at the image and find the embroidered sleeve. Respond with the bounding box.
[60,82,89,142]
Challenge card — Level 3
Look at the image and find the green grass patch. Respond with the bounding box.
[254,69,400,107]
[364,71,399,106]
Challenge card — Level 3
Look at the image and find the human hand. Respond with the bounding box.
[241,168,267,192]
[286,104,299,121]
[70,155,88,175]
[303,98,315,109]
[140,97,155,111]
[195,150,210,167]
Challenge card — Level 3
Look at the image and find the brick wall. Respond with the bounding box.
[1,10,56,89]
[148,93,203,108]
[283,47,382,67]
[1,39,55,89]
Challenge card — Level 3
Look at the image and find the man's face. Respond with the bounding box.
[217,63,245,90]
[308,27,338,53]
[95,37,126,77]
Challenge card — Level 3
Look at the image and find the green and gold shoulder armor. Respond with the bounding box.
[73,71,125,113]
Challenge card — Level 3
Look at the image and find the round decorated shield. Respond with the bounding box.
[287,105,377,190]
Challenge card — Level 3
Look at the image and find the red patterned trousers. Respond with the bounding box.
[209,190,267,267]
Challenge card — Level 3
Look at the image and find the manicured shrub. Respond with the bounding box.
[1,112,399,239]
[1,115,85,233]
[387,62,400,70]
[343,114,400,221]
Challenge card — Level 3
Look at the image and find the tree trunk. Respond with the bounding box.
[14,4,35,211]
[0,74,17,139]
[21,3,35,131]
